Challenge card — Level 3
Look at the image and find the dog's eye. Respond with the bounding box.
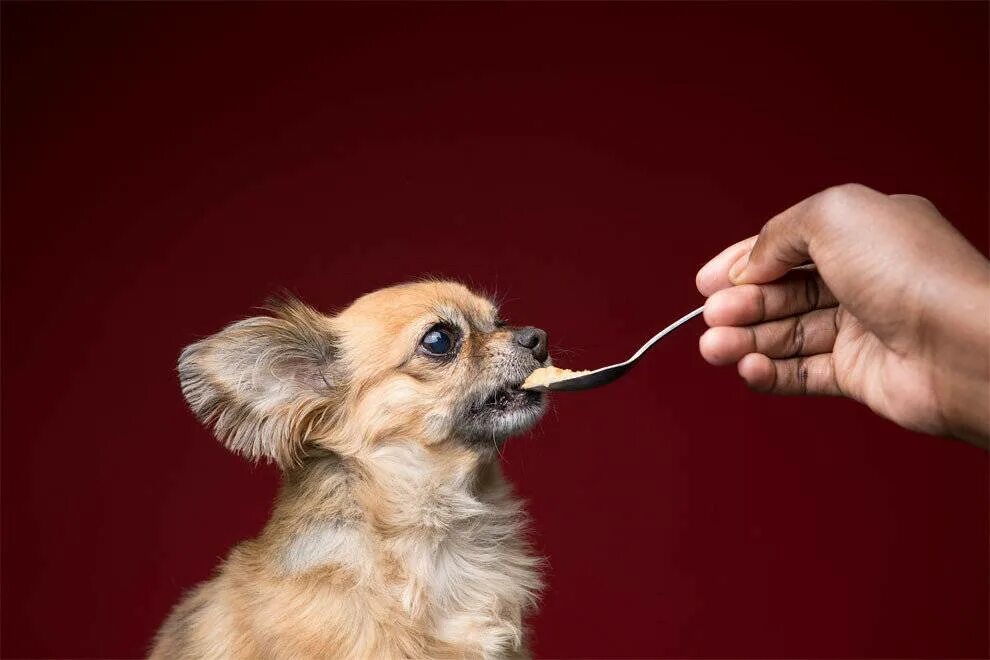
[421,324,454,356]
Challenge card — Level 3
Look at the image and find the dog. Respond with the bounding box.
[152,280,550,659]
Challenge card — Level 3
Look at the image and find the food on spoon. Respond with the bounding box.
[521,366,592,390]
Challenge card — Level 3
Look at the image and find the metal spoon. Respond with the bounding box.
[523,305,705,392]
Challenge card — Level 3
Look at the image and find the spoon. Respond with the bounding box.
[522,305,705,392]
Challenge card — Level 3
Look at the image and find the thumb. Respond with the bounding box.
[729,195,820,286]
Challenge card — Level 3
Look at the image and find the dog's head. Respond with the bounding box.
[179,281,549,467]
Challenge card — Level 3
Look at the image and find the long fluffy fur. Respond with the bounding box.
[153,282,546,659]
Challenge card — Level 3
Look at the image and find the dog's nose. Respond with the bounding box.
[514,326,548,362]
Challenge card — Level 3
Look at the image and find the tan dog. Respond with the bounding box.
[152,281,549,659]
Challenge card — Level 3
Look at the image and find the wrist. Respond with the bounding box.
[930,277,990,448]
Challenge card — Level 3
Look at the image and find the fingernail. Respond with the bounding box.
[728,254,749,284]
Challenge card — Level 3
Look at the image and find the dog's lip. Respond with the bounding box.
[476,381,542,412]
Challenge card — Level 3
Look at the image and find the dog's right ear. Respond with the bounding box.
[178,297,340,468]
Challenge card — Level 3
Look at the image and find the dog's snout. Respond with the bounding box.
[513,327,548,362]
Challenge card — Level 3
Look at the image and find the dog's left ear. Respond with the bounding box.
[178,296,339,468]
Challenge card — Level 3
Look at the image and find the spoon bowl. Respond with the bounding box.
[523,305,705,392]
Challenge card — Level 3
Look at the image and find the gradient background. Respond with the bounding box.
[2,3,988,658]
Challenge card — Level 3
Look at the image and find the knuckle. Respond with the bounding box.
[811,183,888,238]
[891,193,937,212]
[796,358,810,395]
[765,358,779,393]
[827,182,873,200]
[789,317,806,356]
[816,183,876,224]
[745,325,760,354]
[751,284,769,322]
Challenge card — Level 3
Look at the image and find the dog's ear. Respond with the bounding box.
[178,296,340,468]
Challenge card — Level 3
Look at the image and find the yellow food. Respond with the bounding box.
[521,366,591,390]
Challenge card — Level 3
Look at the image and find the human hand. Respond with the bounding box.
[696,184,990,448]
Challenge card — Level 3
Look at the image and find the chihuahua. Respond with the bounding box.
[152,281,549,659]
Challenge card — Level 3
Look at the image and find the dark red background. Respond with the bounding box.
[2,3,987,658]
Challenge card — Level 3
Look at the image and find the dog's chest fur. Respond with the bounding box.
[154,446,541,659]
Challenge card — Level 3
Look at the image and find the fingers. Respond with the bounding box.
[699,307,839,366]
[696,236,758,296]
[737,353,843,396]
[703,274,837,327]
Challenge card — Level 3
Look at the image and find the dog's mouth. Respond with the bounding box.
[461,377,546,445]
[477,383,543,412]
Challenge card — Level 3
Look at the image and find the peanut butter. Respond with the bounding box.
[521,366,592,390]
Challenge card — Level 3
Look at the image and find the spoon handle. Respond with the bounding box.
[626,305,706,364]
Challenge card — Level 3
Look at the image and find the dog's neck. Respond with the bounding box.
[263,442,528,580]
[267,441,496,541]
[259,442,540,636]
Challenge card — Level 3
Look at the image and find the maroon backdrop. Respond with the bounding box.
[2,3,987,658]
